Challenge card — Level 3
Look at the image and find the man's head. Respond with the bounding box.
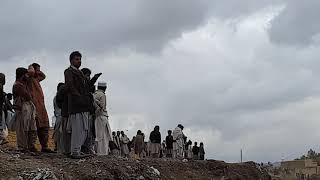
[57,82,64,91]
[137,130,142,135]
[117,131,120,136]
[6,93,13,101]
[178,124,184,130]
[112,131,116,136]
[194,142,198,146]
[0,73,5,85]
[97,82,107,92]
[121,131,125,136]
[167,130,172,135]
[200,142,203,146]
[81,68,91,79]
[154,125,160,132]
[32,63,40,71]
[69,51,82,68]
[16,67,28,81]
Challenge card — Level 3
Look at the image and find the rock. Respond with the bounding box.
[12,154,20,158]
[19,168,58,180]
[150,166,160,176]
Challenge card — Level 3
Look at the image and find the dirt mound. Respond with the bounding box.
[1,131,271,180]
[0,146,271,180]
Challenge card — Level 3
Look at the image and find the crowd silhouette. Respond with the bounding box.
[0,51,206,160]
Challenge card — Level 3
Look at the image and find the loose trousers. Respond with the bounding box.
[70,112,89,155]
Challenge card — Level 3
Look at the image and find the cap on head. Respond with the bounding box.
[178,124,184,129]
[98,82,107,87]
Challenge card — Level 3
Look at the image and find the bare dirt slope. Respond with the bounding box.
[0,131,271,180]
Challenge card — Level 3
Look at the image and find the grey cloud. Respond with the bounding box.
[269,0,320,46]
[2,1,320,163]
[0,0,285,60]
[0,0,214,59]
[209,0,283,19]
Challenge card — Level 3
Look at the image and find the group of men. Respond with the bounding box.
[107,125,206,160]
[109,130,131,157]
[0,73,13,145]
[0,51,112,159]
[52,51,111,158]
[0,51,206,160]
[147,124,206,160]
[0,64,54,153]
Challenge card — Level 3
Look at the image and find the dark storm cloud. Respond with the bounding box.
[0,0,214,59]
[0,0,286,60]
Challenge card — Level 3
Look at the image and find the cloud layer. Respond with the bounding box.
[1,0,320,162]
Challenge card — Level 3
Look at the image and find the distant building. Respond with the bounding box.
[281,159,320,180]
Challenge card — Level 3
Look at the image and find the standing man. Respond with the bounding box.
[173,124,185,159]
[165,130,173,158]
[192,141,199,160]
[199,142,205,160]
[81,68,102,154]
[27,63,53,153]
[111,131,120,156]
[65,51,92,159]
[134,130,144,159]
[184,139,192,159]
[13,68,37,152]
[149,125,161,158]
[56,83,71,155]
[81,68,102,93]
[53,83,64,152]
[116,131,121,155]
[5,93,14,113]
[120,131,130,158]
[0,73,8,145]
[4,93,14,130]
[93,82,112,155]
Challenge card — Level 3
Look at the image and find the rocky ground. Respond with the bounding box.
[0,131,272,180]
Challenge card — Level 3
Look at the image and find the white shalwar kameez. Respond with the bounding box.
[93,89,112,155]
[173,126,184,159]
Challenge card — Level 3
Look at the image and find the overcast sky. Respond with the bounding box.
[1,0,320,163]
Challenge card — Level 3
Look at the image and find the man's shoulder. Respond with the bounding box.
[64,67,72,73]
[13,81,24,87]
